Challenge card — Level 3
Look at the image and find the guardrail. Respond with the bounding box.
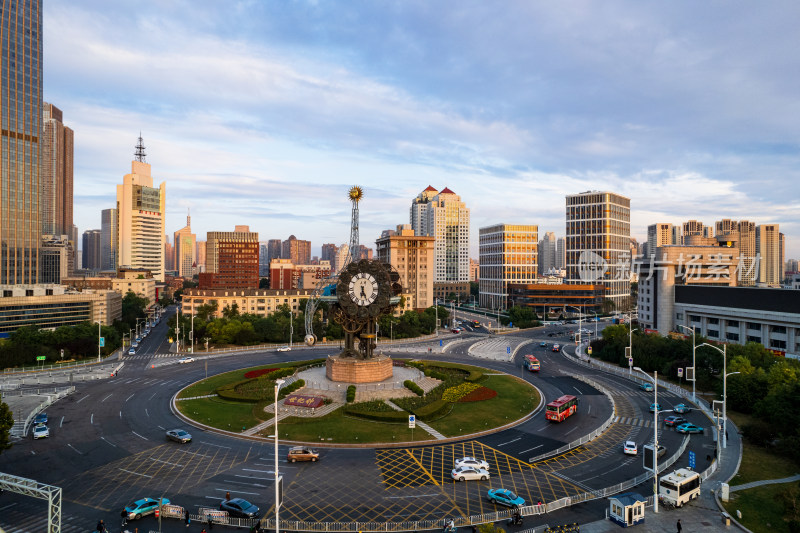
[2,350,122,375]
[18,386,75,437]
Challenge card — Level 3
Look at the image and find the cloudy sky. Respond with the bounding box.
[46,1,800,258]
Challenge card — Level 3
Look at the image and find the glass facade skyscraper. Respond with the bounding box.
[1,0,43,284]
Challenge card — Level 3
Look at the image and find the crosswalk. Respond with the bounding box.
[124,352,177,360]
[614,415,655,428]
[0,504,86,533]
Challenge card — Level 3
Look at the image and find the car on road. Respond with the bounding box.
[177,356,195,364]
[288,446,319,462]
[34,413,48,425]
[674,404,692,414]
[676,423,704,434]
[166,429,192,443]
[124,497,170,520]
[33,424,49,439]
[451,466,490,481]
[664,416,689,427]
[539,341,547,347]
[487,488,525,507]
[220,497,260,518]
[277,346,291,352]
[128,347,136,355]
[451,328,461,334]
[649,403,662,412]
[639,383,654,392]
[552,344,561,352]
[623,440,638,455]
[455,457,490,470]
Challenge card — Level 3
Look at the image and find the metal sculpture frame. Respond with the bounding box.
[0,472,61,533]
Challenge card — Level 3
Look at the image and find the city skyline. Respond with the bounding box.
[45,1,800,258]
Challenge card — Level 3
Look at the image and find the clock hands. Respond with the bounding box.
[360,284,367,299]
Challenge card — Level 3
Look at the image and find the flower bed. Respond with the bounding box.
[458,386,497,402]
[244,368,279,379]
[442,382,482,402]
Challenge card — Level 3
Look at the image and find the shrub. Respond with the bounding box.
[216,379,264,402]
[412,399,451,421]
[346,385,356,403]
[404,380,424,396]
[347,400,396,413]
[343,409,409,423]
[442,382,481,402]
[244,368,279,379]
[278,379,304,399]
[459,386,498,402]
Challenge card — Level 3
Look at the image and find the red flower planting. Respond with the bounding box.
[458,386,497,402]
[244,368,278,379]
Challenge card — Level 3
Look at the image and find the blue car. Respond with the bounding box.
[649,403,661,413]
[124,497,170,520]
[674,404,692,414]
[676,423,704,434]
[539,341,547,347]
[34,413,48,425]
[639,383,653,392]
[487,488,526,507]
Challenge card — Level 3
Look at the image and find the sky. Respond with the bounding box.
[45,1,800,259]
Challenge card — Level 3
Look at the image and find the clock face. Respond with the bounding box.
[349,272,379,306]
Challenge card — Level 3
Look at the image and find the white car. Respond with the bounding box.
[33,424,49,439]
[128,347,136,355]
[177,357,195,364]
[623,440,638,455]
[277,346,291,352]
[454,456,490,470]
[451,466,490,482]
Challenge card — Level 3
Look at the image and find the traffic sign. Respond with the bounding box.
[507,346,511,354]
[408,415,416,429]
[588,347,593,355]
[628,357,633,366]
[99,337,105,347]
[36,356,46,361]
[509,322,513,327]
[439,340,443,347]
[688,451,696,469]
[678,368,684,378]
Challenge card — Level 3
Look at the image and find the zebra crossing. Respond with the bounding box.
[124,352,176,360]
[0,504,86,533]
[614,415,656,428]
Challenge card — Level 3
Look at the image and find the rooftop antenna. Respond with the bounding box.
[134,132,147,162]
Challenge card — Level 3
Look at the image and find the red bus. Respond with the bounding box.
[524,354,540,372]
[546,394,578,422]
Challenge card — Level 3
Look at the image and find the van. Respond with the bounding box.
[287,446,319,463]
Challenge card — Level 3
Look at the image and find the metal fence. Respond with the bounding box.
[16,386,75,437]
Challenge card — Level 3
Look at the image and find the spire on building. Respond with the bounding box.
[135,133,147,162]
[187,208,191,227]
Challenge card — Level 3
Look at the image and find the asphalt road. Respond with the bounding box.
[0,317,715,532]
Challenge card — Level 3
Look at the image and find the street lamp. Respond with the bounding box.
[633,366,659,514]
[677,325,697,402]
[698,343,737,451]
[190,312,194,353]
[274,378,286,533]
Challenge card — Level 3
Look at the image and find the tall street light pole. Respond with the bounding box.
[677,325,697,402]
[699,343,736,454]
[634,367,659,514]
[274,378,286,533]
[190,312,194,353]
[566,305,582,348]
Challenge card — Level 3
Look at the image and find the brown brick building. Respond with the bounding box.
[199,227,259,289]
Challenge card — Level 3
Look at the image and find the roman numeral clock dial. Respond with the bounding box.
[348,272,379,306]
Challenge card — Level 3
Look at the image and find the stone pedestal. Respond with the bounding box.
[326,354,393,383]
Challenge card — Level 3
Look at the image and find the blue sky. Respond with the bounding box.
[46,1,800,258]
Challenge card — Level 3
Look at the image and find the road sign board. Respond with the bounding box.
[688,451,696,469]
[439,340,443,347]
[507,346,511,354]
[678,368,684,378]
[408,415,416,429]
[36,356,46,361]
[509,322,513,327]
[629,357,633,366]
[588,347,593,355]
[99,337,105,347]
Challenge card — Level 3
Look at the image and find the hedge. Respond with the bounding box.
[412,399,451,421]
[278,379,304,399]
[343,408,409,423]
[216,379,263,402]
[346,385,356,403]
[404,380,424,396]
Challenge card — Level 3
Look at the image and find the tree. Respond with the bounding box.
[0,397,13,454]
[469,281,479,298]
[222,303,240,319]
[602,298,616,314]
[259,277,269,289]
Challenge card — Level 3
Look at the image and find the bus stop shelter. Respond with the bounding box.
[609,492,646,527]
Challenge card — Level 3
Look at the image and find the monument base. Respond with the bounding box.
[326,354,393,383]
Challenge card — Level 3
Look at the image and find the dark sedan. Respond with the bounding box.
[220,498,260,518]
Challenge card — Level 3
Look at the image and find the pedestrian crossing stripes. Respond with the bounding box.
[0,508,86,533]
[614,416,654,428]
[124,353,176,360]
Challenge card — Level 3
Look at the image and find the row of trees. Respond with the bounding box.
[592,324,800,465]
[168,301,451,348]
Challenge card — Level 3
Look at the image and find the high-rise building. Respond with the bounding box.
[40,234,71,284]
[411,187,470,282]
[40,102,74,240]
[735,221,757,286]
[556,237,566,270]
[267,239,282,265]
[780,232,786,282]
[538,232,556,275]
[281,235,311,265]
[173,211,196,279]
[1,0,42,285]
[333,244,350,273]
[646,224,679,257]
[355,244,373,261]
[116,136,166,281]
[566,191,631,310]
[321,243,338,264]
[479,224,538,310]
[82,229,102,271]
[376,224,435,312]
[164,236,174,272]
[200,226,259,289]
[196,240,206,273]
[469,258,479,282]
[756,224,781,287]
[100,208,117,271]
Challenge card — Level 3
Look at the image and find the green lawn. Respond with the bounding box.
[177,360,318,398]
[722,484,794,533]
[176,397,271,432]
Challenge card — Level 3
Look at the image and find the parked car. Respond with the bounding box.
[639,383,654,392]
[664,416,688,427]
[623,441,638,455]
[34,413,48,425]
[166,429,192,443]
[451,466,490,481]
[220,498,260,518]
[128,347,136,355]
[177,357,195,364]
[676,423,704,434]
[674,404,692,414]
[33,424,49,439]
[288,446,319,462]
[277,346,291,352]
[455,457,490,470]
[487,488,525,507]
[124,497,170,520]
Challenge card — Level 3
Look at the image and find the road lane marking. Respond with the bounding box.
[157,425,165,430]
[235,474,271,481]
[119,468,152,478]
[101,437,117,448]
[119,411,122,419]
[145,408,149,417]
[67,444,83,455]
[59,416,64,428]
[101,393,113,402]
[497,437,521,447]
[215,488,260,495]
[0,503,18,512]
[384,493,442,499]
[199,441,231,448]
[573,386,582,394]
[149,458,183,467]
[90,414,94,425]
[564,426,579,435]
[132,431,148,440]
[125,393,135,402]
[519,445,542,454]
[224,479,267,488]
[148,392,158,400]
[76,396,89,404]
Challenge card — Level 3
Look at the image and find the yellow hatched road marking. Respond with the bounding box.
[407,448,440,487]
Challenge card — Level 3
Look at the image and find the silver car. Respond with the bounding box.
[451,466,490,482]
[454,456,490,470]
[166,429,192,443]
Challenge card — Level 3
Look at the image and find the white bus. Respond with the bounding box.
[659,468,701,507]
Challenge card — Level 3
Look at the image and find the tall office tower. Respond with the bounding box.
[735,220,757,286]
[196,240,206,273]
[355,244,373,260]
[333,244,350,273]
[756,224,781,287]
[100,208,117,271]
[376,224,435,311]
[200,226,259,289]
[1,0,42,285]
[282,235,311,265]
[538,231,556,275]
[479,224,538,310]
[321,243,338,264]
[82,229,102,270]
[556,237,566,270]
[410,185,439,236]
[469,258,479,282]
[646,223,679,257]
[40,102,74,238]
[164,237,174,272]
[416,188,470,282]
[173,211,196,278]
[566,191,631,310]
[116,136,166,281]
[40,235,70,283]
[780,232,786,281]
[70,224,78,270]
[683,220,714,239]
[267,239,282,265]
[259,243,270,277]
